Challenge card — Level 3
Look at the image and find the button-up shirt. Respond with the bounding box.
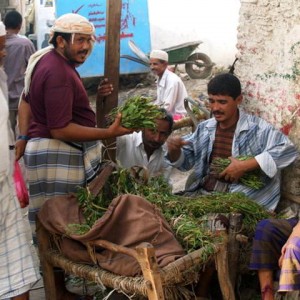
[154,68,187,115]
[167,110,298,211]
[117,131,172,179]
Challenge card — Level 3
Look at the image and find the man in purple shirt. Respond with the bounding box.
[17,13,132,299]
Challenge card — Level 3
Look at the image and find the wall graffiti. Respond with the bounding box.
[241,41,300,136]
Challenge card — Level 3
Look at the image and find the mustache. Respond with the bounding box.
[213,111,224,115]
[148,141,162,148]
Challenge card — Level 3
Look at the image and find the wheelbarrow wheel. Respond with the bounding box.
[185,52,213,79]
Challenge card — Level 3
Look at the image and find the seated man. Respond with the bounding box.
[165,73,298,211]
[165,72,298,299]
[117,109,174,180]
[250,218,300,300]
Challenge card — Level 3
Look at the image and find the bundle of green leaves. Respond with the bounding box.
[107,96,164,129]
[210,156,265,190]
[73,167,274,252]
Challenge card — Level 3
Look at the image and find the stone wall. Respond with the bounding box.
[235,0,300,207]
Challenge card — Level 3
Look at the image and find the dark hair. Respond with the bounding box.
[159,108,173,132]
[49,32,71,48]
[4,10,22,29]
[207,73,241,99]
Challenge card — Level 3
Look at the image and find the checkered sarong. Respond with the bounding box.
[0,176,40,299]
[249,218,298,270]
[24,138,102,235]
[279,236,300,291]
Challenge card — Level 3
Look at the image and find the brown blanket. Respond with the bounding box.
[38,193,185,276]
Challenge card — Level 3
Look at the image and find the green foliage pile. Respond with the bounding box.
[73,167,274,252]
[107,96,164,129]
[210,156,265,189]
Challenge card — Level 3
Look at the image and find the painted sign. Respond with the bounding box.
[55,0,151,77]
[34,0,56,51]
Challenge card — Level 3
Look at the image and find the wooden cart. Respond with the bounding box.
[36,212,243,300]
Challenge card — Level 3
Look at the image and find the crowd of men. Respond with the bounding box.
[1,11,299,300]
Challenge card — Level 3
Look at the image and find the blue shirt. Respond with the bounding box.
[167,110,298,211]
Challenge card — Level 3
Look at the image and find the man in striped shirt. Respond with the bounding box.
[166,73,298,299]
[166,73,298,211]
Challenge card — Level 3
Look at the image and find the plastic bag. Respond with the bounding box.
[13,161,29,208]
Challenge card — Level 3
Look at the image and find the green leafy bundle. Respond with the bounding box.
[210,156,265,190]
[107,96,164,129]
[73,167,274,252]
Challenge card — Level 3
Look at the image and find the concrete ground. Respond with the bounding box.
[30,278,46,299]
[22,208,46,300]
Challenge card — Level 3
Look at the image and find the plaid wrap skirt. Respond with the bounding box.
[249,218,298,270]
[278,236,300,291]
[0,176,40,299]
[24,138,102,235]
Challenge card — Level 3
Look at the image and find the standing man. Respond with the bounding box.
[150,49,187,118]
[117,110,174,179]
[0,20,40,300]
[3,10,35,135]
[17,12,133,299]
[18,12,132,230]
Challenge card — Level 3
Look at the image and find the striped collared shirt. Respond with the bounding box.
[167,110,298,211]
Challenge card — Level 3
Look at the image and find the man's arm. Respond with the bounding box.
[166,136,187,162]
[50,114,132,141]
[15,96,31,160]
[254,123,298,178]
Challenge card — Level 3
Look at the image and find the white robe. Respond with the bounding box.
[0,66,40,299]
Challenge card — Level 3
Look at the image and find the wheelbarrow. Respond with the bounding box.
[121,40,214,79]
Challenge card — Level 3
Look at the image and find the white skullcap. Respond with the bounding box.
[150,50,168,62]
[0,21,6,36]
[49,13,95,42]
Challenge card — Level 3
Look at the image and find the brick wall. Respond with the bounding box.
[235,0,300,207]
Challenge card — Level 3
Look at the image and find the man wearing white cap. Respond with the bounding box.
[150,49,187,119]
[16,13,133,299]
[0,20,40,300]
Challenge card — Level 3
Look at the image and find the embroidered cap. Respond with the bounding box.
[150,49,168,62]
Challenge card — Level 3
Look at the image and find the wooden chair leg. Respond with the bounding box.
[215,230,235,300]
[228,213,243,290]
[36,217,57,300]
[136,243,165,300]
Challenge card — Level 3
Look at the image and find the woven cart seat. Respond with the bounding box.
[36,217,236,300]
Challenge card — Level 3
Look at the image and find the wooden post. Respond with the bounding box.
[96,0,122,161]
[36,217,57,300]
[136,243,165,300]
[214,229,236,300]
[228,213,243,292]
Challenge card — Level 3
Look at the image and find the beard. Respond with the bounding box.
[63,48,89,65]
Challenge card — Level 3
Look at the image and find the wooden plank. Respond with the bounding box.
[228,213,243,292]
[136,243,165,300]
[215,230,236,300]
[96,0,122,161]
[36,217,57,300]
